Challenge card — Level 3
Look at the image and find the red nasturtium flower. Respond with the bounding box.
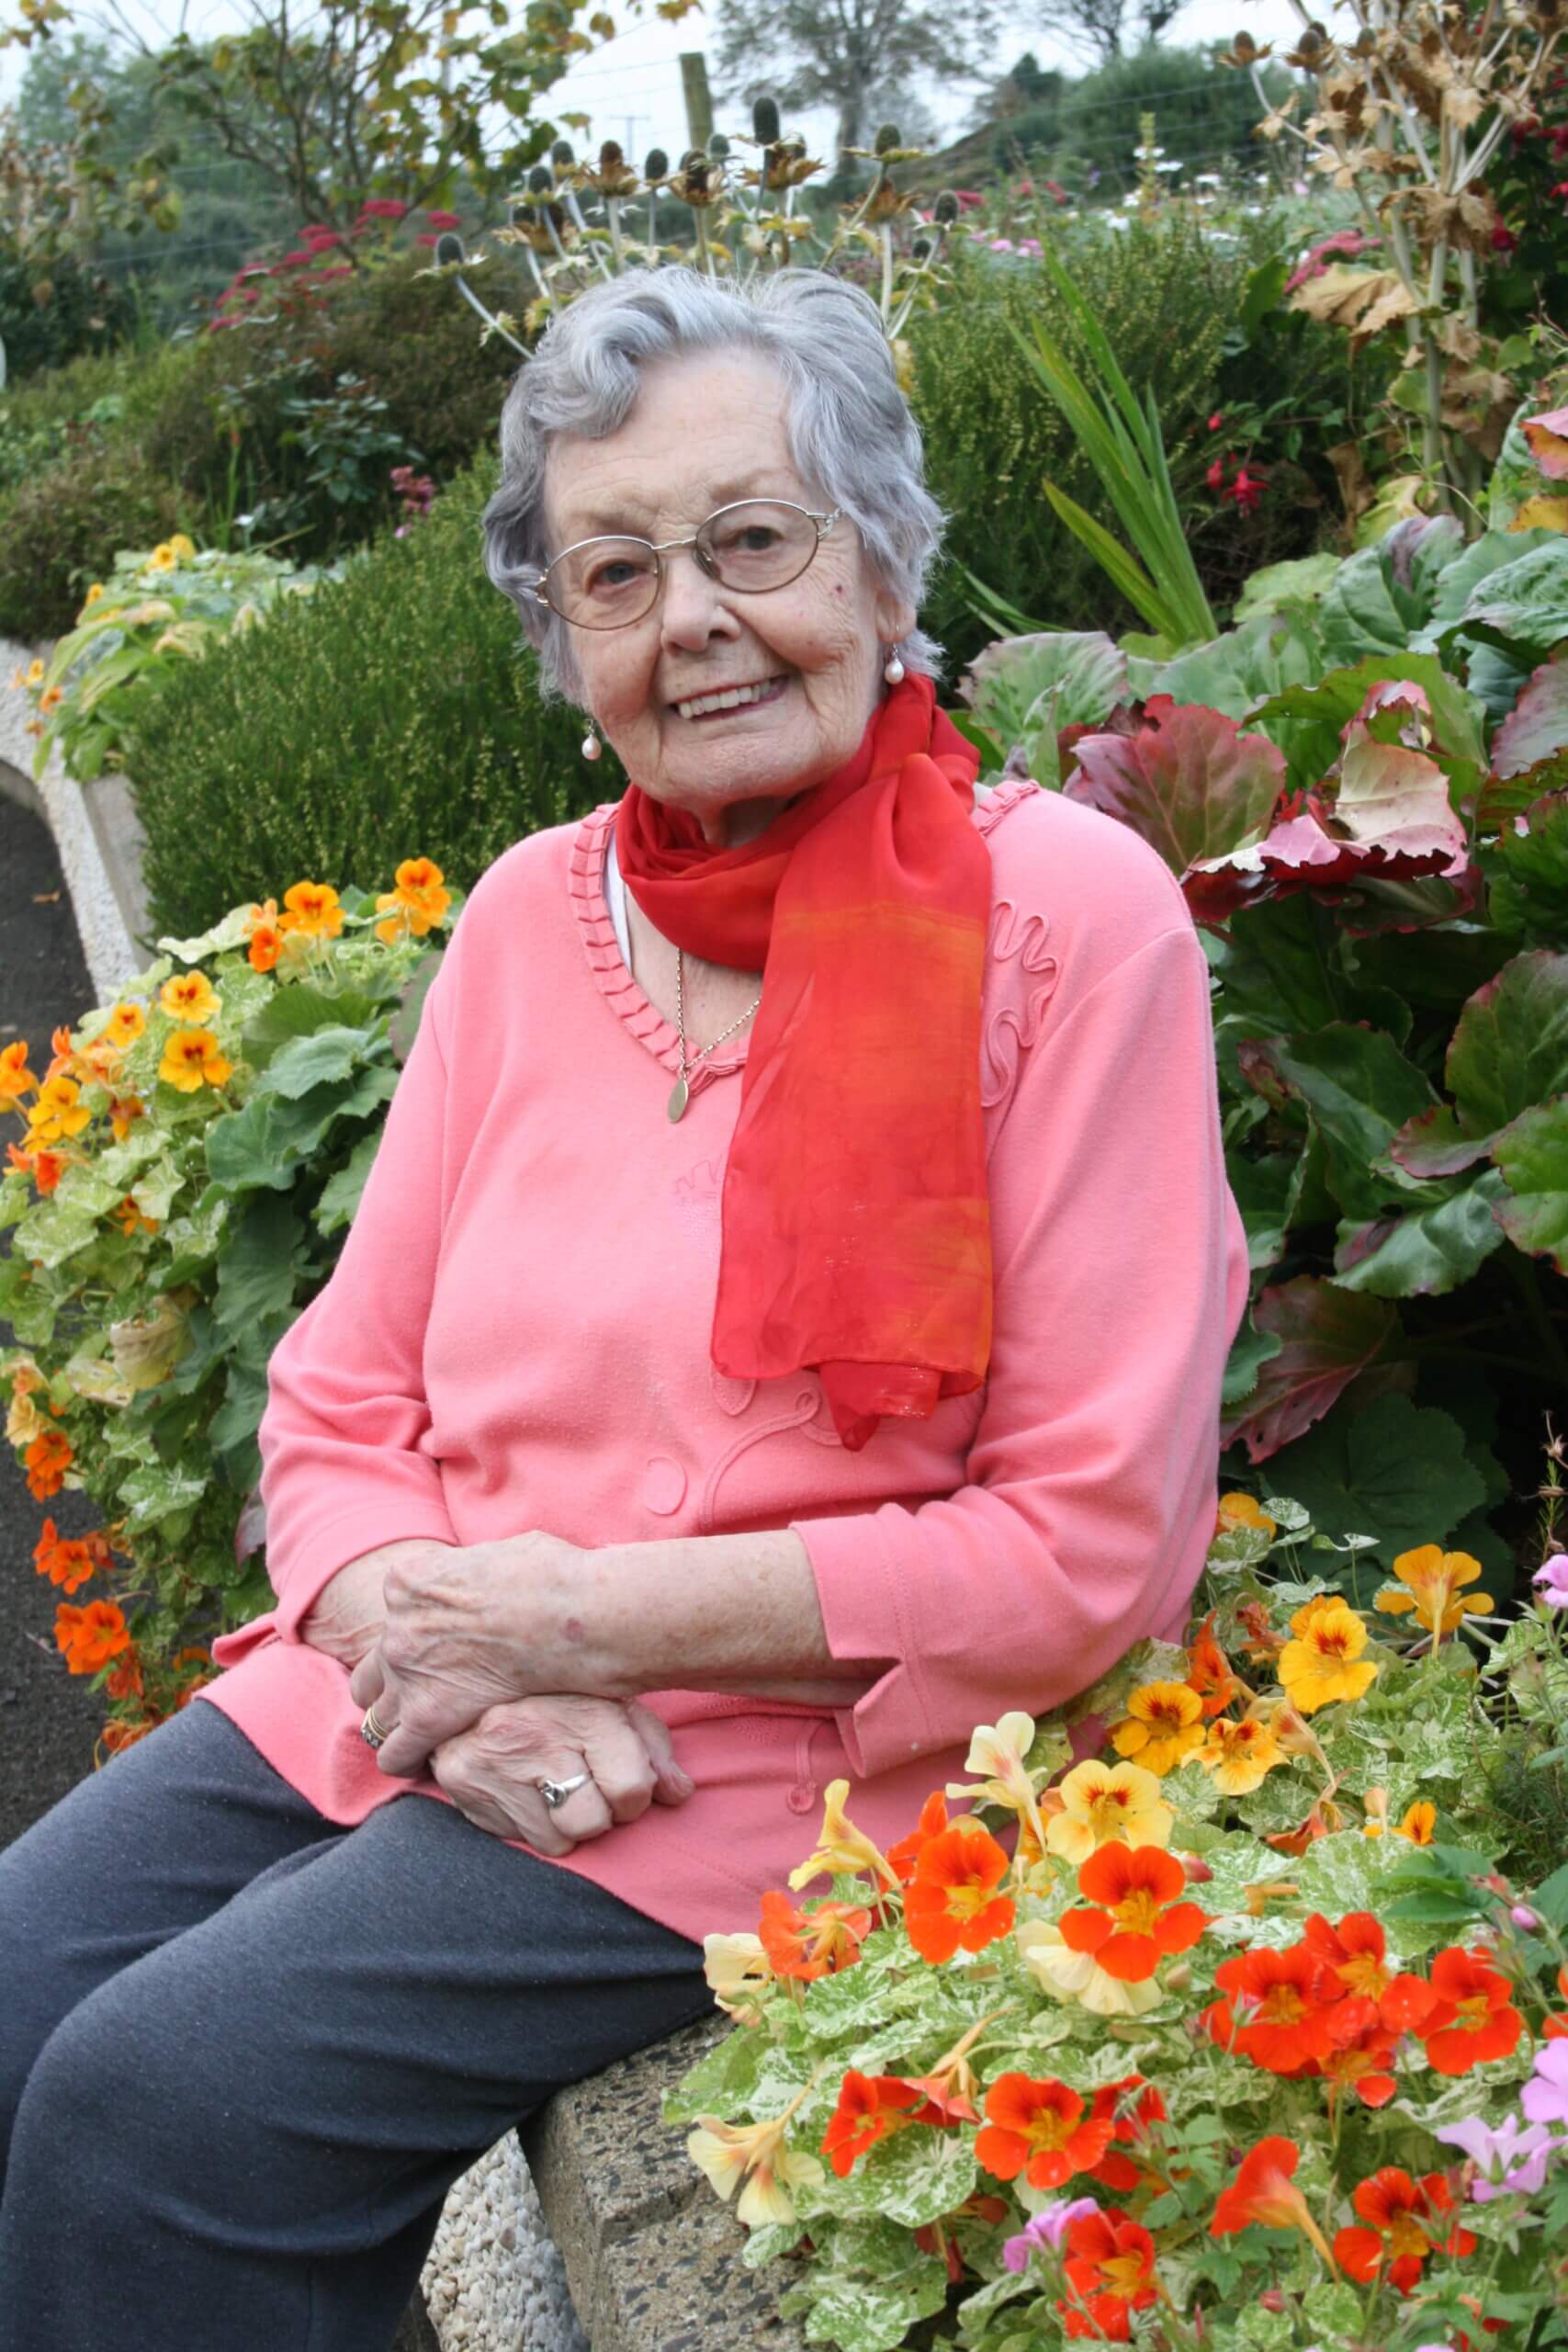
[820,2070,943,2177]
[1186,1611,1244,1716]
[904,1823,1015,1964]
[1418,1948,1524,2075]
[1060,2206,1159,2340]
[1334,2166,1476,2290]
[1058,1844,1209,1982]
[1210,2135,1337,2266]
[887,1791,948,1885]
[53,1597,131,1674]
[1088,2075,1171,2191]
[976,2075,1113,2190]
[1205,1946,1338,2073]
[756,1891,871,1982]
[32,1517,96,1594]
[24,1426,73,1500]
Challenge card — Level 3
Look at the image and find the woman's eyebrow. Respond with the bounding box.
[559,475,805,539]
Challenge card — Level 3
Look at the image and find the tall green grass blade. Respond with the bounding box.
[1043,484,1175,639]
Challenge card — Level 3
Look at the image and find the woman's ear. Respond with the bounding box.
[874,587,917,650]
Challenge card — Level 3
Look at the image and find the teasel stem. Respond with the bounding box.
[879,220,893,322]
[694,206,716,279]
[605,191,624,272]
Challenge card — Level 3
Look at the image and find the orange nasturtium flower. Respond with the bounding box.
[1192,1713,1284,1794]
[1215,1491,1278,1540]
[1211,2135,1338,2268]
[115,1195,159,1238]
[1186,1611,1244,1716]
[1277,1595,1379,1713]
[787,1779,897,1893]
[904,1822,1015,1964]
[375,856,452,944]
[157,971,220,1028]
[24,1426,73,1500]
[1205,1945,1338,2074]
[245,899,285,972]
[887,1791,948,1885]
[7,1140,68,1193]
[32,1519,97,1594]
[158,1029,233,1094]
[0,1040,39,1114]
[26,1075,92,1148]
[756,1890,871,1982]
[1396,1799,1437,1846]
[1061,2206,1160,2337]
[1334,2166,1475,2291]
[54,1597,131,1674]
[1111,1680,1205,1774]
[279,880,344,940]
[102,1001,147,1051]
[820,2070,944,2177]
[1044,1761,1173,1865]
[106,1646,144,1701]
[107,1093,145,1144]
[1057,1844,1208,1983]
[1416,1948,1524,2075]
[976,2074,1113,2191]
[1374,1545,1493,1644]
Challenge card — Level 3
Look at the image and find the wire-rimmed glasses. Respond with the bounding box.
[529,499,842,629]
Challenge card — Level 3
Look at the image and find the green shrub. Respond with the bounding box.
[0,443,184,639]
[310,254,518,483]
[0,246,135,380]
[121,458,612,938]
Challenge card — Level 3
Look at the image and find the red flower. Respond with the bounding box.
[1088,2075,1169,2191]
[1318,2009,1401,2110]
[357,197,409,220]
[1334,2166,1476,2292]
[1207,1945,1339,2073]
[1061,2206,1158,2338]
[757,1891,871,1982]
[1301,1910,1393,2010]
[1058,1844,1208,1982]
[1225,465,1267,514]
[976,2075,1113,2190]
[1207,410,1225,432]
[1551,179,1568,204]
[1417,1948,1524,2075]
[425,209,461,229]
[1206,455,1229,492]
[887,1791,948,1884]
[1186,1611,1243,1715]
[1490,223,1519,254]
[904,1823,1014,1964]
[820,2069,942,2176]
[1211,2136,1337,2267]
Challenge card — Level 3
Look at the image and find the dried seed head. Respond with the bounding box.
[752,96,781,143]
[1233,28,1258,60]
[527,164,552,194]
[550,139,575,167]
[933,188,959,225]
[874,121,901,153]
[644,147,669,182]
[434,230,465,267]
[707,131,730,160]
[599,140,624,169]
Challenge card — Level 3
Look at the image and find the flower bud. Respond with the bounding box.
[911,234,931,262]
[1259,2292,1286,2314]
[599,139,624,169]
[527,164,552,194]
[550,139,575,166]
[1512,1904,1541,1931]
[933,189,959,225]
[644,147,668,182]
[707,132,730,160]
[874,121,901,153]
[434,232,465,268]
[752,96,781,144]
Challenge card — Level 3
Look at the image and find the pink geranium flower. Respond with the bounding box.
[1533,1555,1568,1609]
[1521,2042,1568,2130]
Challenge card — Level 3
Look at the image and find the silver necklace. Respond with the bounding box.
[668,948,761,1122]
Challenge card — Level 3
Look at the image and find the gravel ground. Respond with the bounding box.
[0,790,105,1854]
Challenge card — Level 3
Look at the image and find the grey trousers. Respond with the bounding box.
[0,1701,712,2351]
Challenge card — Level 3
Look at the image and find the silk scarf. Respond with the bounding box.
[614,673,994,1452]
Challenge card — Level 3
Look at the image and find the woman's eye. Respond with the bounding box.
[587,559,646,593]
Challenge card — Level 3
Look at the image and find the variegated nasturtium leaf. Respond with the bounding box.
[1062,695,1285,879]
[1330,1169,1508,1297]
[1492,1094,1568,1272]
[1255,1390,1487,1572]
[1220,1275,1399,1463]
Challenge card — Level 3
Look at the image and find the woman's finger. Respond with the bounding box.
[537,1758,614,1843]
[348,1653,386,1713]
[626,1701,695,1806]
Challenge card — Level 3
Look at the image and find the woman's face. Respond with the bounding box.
[543,350,914,844]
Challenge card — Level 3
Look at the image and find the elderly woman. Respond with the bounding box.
[0,268,1247,2350]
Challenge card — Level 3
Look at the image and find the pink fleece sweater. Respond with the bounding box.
[197,778,1250,1945]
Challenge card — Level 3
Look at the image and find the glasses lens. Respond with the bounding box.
[697,502,818,593]
[547,537,660,628]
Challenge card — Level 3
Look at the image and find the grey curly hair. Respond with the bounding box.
[481,267,945,703]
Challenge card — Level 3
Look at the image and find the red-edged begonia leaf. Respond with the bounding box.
[1523,407,1568,481]
[1219,1275,1400,1463]
[1493,1096,1568,1273]
[1443,949,1568,1140]
[1062,695,1286,879]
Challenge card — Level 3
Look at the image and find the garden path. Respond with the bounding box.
[0,790,102,1852]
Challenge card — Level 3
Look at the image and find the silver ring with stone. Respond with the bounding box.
[536,1771,591,1811]
[360,1706,389,1750]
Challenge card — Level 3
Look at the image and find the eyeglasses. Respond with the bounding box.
[529,499,842,630]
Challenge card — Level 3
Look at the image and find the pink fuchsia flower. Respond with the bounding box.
[1225,466,1267,514]
[1208,411,1225,431]
[1521,2041,1568,2129]
[1206,455,1228,492]
[1284,227,1378,292]
[1002,2194,1100,2269]
[1435,2113,1563,2200]
[1491,224,1519,254]
[1531,1554,1568,1606]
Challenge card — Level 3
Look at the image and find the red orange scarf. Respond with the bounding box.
[615,673,993,1452]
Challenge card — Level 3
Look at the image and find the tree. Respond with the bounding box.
[712,0,996,161]
[1027,0,1181,71]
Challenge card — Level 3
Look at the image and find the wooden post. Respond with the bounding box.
[680,51,714,152]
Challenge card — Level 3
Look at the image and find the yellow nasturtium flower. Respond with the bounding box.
[0,1040,40,1114]
[158,972,220,1029]
[157,1030,232,1094]
[1374,1546,1493,1644]
[1277,1596,1379,1715]
[103,1001,148,1050]
[375,855,451,945]
[787,1779,897,1892]
[25,1076,92,1148]
[1043,1760,1173,1865]
[1191,1713,1284,1796]
[1111,1680,1205,1775]
[1216,1492,1278,1539]
[280,881,344,940]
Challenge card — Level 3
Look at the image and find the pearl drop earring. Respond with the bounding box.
[581,727,602,763]
[883,651,906,686]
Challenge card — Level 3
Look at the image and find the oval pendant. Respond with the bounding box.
[667,1076,690,1123]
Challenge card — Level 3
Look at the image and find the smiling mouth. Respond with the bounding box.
[671,675,789,721]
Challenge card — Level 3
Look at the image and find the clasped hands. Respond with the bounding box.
[311,1533,692,1857]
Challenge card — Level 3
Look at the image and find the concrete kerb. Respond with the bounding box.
[1,649,779,2345]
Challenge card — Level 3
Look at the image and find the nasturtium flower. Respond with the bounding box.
[1061,2204,1160,2334]
[279,880,344,939]
[756,1890,871,1982]
[157,1029,232,1094]
[24,1426,73,1500]
[1210,2135,1337,2267]
[1418,1948,1524,2075]
[1375,1546,1493,1643]
[1111,1680,1204,1774]
[1185,1611,1244,1716]
[1216,1491,1277,1539]
[905,1822,1015,1963]
[787,1778,897,1892]
[947,1709,1040,1813]
[1044,1761,1173,1864]
[1334,2166,1475,2291]
[53,1596,130,1674]
[102,1001,147,1049]
[820,2070,944,2177]
[375,855,452,944]
[1192,1713,1283,1794]
[158,971,220,1028]
[0,1040,39,1113]
[887,1790,948,1885]
[81,582,105,612]
[32,1518,96,1595]
[25,1075,91,1147]
[1395,1799,1437,1845]
[1277,1595,1379,1713]
[1206,1945,1339,2073]
[1016,1919,1164,2019]
[687,2107,822,2228]
[1057,1844,1208,1982]
[107,1093,145,1144]
[976,2074,1113,2190]
[144,542,178,573]
[1086,2076,1171,2194]
[1319,2012,1402,2111]
[115,1195,158,1238]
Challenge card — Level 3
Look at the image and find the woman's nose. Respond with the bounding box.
[659,548,740,651]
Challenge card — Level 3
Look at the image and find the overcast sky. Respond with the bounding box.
[2,0,1304,171]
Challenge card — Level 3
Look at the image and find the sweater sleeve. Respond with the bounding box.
[256,952,460,1642]
[790,918,1247,1781]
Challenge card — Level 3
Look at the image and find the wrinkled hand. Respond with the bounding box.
[348,1531,582,1779]
[430,1694,694,1855]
